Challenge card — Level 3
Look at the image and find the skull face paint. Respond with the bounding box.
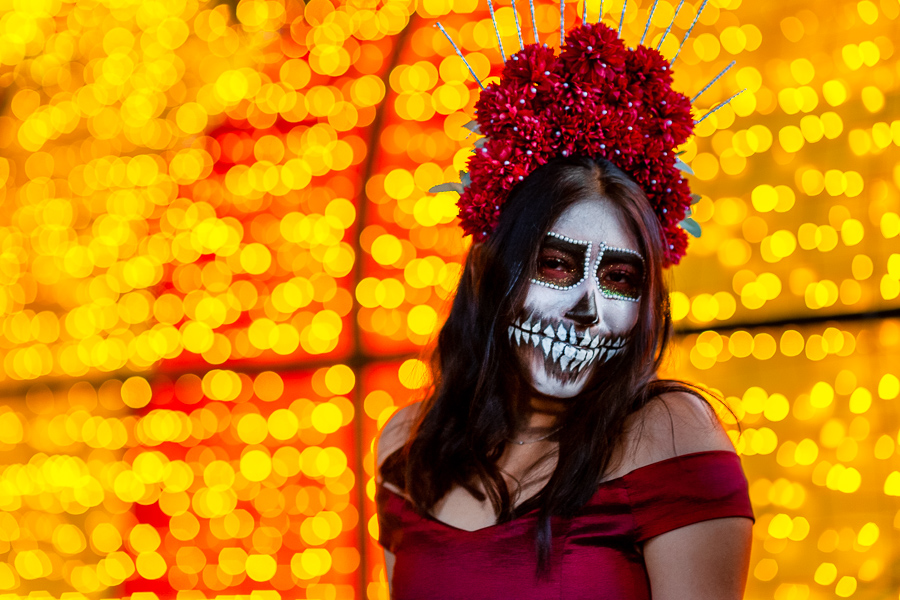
[509,197,643,398]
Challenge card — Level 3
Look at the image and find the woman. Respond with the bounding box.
[374,156,754,599]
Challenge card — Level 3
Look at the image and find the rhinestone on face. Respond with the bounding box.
[530,235,644,303]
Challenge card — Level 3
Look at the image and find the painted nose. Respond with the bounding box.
[565,289,599,326]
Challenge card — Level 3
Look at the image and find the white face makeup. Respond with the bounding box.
[509,197,644,398]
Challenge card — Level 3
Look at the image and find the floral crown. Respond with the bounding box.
[432,0,743,267]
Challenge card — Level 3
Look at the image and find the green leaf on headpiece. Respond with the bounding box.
[463,120,481,135]
[674,158,694,175]
[691,193,701,204]
[680,217,702,238]
[429,182,465,194]
[675,150,686,156]
[460,171,471,188]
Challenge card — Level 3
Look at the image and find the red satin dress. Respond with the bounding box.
[376,450,754,599]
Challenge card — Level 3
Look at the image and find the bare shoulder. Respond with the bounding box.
[375,401,423,473]
[611,390,735,478]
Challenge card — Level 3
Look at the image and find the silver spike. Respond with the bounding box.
[435,23,486,90]
[618,0,627,37]
[671,0,709,67]
[590,335,600,349]
[541,337,553,357]
[564,344,577,358]
[508,326,515,340]
[544,324,555,338]
[560,355,572,371]
[569,324,578,344]
[485,0,506,61]
[514,328,522,345]
[576,348,588,361]
[522,315,533,331]
[557,323,568,341]
[528,0,539,44]
[598,0,604,23]
[582,0,587,26]
[511,0,525,51]
[531,333,541,346]
[657,0,685,51]
[640,0,660,46]
[597,347,608,362]
[560,0,565,46]
[532,319,542,332]
[691,60,735,103]
[695,88,746,125]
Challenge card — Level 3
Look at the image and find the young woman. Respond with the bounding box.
[374,156,754,599]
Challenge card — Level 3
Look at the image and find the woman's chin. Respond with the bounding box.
[531,370,590,398]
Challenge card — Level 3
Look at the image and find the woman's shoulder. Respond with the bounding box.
[375,401,423,472]
[605,390,736,481]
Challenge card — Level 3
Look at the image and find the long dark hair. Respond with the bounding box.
[381,155,707,574]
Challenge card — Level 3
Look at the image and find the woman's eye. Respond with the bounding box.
[598,263,642,298]
[536,250,581,285]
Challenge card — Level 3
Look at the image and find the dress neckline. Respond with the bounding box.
[377,449,738,534]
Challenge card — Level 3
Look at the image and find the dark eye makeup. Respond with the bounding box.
[531,233,644,300]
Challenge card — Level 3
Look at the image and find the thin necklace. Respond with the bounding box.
[507,426,563,445]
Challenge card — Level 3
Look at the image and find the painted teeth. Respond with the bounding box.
[551,341,564,362]
[510,318,630,372]
[581,330,591,347]
[541,337,552,357]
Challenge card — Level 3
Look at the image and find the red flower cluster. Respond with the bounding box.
[457,22,695,267]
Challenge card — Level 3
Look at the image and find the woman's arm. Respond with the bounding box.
[374,402,422,594]
[625,391,753,598]
[643,517,752,600]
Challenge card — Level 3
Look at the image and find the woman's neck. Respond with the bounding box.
[515,395,567,434]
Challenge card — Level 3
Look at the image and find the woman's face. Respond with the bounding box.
[510,195,643,398]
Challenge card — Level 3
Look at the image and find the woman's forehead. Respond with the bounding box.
[548,197,639,252]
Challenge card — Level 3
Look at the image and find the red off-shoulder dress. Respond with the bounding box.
[376,450,754,600]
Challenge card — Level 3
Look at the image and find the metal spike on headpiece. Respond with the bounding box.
[511,0,525,51]
[640,0,660,46]
[671,0,709,66]
[657,0,685,50]
[485,0,506,61]
[435,23,486,90]
[695,88,746,125]
[528,0,539,44]
[598,0,604,23]
[691,60,735,103]
[582,0,587,26]
[560,0,566,46]
[618,0,627,37]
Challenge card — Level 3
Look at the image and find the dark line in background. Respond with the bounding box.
[674,306,900,336]
[349,10,418,596]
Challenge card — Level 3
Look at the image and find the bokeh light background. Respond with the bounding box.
[0,0,898,598]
